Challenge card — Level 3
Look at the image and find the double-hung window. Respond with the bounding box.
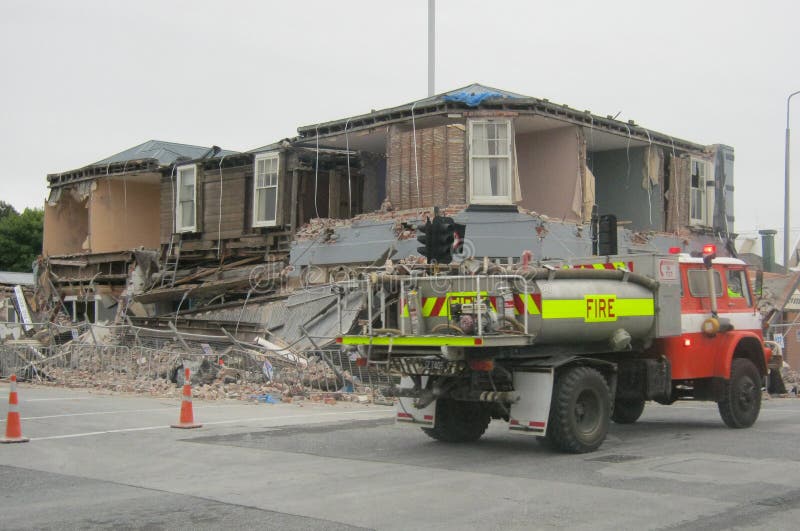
[176,164,197,232]
[469,119,513,204]
[690,158,710,226]
[253,152,279,227]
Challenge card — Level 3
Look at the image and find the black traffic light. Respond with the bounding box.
[417,217,434,259]
[433,216,455,264]
[416,214,463,264]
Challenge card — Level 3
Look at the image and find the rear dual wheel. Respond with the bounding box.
[422,399,491,443]
[611,398,646,424]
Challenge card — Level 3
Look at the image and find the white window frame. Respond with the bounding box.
[468,118,513,205]
[176,164,197,233]
[253,152,280,228]
[689,158,711,226]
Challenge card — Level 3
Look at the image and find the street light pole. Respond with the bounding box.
[428,0,435,97]
[784,90,800,271]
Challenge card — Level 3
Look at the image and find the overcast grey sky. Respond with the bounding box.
[1,0,799,250]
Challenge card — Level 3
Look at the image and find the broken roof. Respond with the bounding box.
[296,82,708,153]
[93,140,237,167]
[47,140,238,189]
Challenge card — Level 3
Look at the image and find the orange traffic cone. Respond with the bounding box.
[171,368,202,429]
[1,374,29,443]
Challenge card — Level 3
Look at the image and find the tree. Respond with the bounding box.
[0,207,44,272]
[0,200,18,221]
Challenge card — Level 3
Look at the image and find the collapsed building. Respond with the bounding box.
[13,84,751,392]
[39,140,236,323]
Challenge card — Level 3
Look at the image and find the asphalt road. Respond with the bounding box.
[1,382,799,530]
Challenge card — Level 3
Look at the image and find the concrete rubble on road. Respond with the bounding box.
[0,320,393,405]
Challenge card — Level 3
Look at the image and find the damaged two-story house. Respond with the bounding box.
[39,140,235,322]
[137,139,384,312]
[38,84,737,345]
[282,83,734,277]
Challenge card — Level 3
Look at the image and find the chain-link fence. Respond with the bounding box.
[0,321,396,402]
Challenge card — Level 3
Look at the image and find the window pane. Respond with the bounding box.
[256,189,266,221]
[487,139,508,156]
[691,189,704,220]
[256,187,277,222]
[181,201,194,228]
[493,122,508,142]
[727,269,752,306]
[471,124,488,155]
[687,269,722,298]
[472,159,491,196]
[740,271,752,306]
[180,169,195,186]
[264,187,277,222]
[489,159,509,195]
[472,159,510,197]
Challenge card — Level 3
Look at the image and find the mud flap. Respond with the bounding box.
[396,376,436,427]
[509,369,554,435]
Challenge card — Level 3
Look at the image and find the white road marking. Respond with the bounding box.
[24,397,96,402]
[2,404,266,422]
[29,409,392,441]
[660,404,799,413]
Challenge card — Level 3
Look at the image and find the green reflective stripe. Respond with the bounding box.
[615,298,655,316]
[541,298,654,320]
[542,300,586,319]
[339,336,481,347]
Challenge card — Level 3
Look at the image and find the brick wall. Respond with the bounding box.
[386,123,465,210]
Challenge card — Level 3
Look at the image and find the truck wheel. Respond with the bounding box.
[547,366,610,453]
[718,358,761,428]
[422,399,490,443]
[611,398,645,424]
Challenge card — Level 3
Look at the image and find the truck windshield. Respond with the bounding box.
[687,269,723,298]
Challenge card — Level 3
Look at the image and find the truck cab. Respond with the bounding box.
[645,254,768,426]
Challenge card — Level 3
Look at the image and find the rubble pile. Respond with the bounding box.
[293,205,469,242]
[783,367,800,394]
[10,331,381,403]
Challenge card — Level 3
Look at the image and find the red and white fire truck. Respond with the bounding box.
[337,247,771,453]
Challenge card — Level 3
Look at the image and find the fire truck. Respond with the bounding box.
[336,246,770,453]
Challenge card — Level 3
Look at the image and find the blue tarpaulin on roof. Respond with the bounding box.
[443,90,507,107]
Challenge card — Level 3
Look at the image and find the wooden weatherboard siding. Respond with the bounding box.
[201,167,247,240]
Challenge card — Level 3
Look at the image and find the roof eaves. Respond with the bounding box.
[295,87,705,153]
[47,142,240,188]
